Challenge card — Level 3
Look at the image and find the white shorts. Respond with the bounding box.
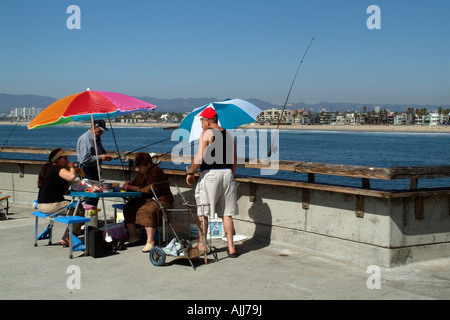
[195,169,239,218]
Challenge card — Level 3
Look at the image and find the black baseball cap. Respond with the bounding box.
[94,120,109,131]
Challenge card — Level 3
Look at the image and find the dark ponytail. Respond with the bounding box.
[37,148,62,188]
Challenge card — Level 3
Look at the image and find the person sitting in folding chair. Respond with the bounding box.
[122,152,174,252]
[37,148,85,247]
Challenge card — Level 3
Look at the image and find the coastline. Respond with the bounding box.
[240,123,450,133]
[1,120,450,133]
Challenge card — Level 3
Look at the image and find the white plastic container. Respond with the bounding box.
[190,224,199,239]
[209,218,224,239]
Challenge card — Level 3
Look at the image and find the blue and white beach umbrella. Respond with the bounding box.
[178,98,263,142]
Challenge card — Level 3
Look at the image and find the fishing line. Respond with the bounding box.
[0,118,20,153]
[268,36,315,157]
[116,137,200,164]
[114,132,201,169]
[106,114,129,181]
[113,137,173,160]
[158,139,199,159]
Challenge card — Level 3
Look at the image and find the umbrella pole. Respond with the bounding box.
[90,114,103,185]
[90,114,112,243]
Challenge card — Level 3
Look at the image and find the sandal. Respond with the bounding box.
[142,243,155,253]
[125,236,141,245]
[227,247,239,258]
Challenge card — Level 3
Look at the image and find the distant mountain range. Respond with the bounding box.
[0,93,447,114]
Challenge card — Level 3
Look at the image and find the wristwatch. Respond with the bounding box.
[187,172,195,176]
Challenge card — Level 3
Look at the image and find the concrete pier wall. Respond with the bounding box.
[1,159,449,267]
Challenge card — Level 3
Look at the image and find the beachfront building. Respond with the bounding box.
[429,113,439,126]
[10,107,43,120]
[415,113,430,126]
[290,108,311,124]
[335,114,345,125]
[319,111,335,125]
[290,108,308,124]
[429,112,449,126]
[335,113,357,125]
[394,112,412,125]
[386,113,395,125]
[257,108,293,124]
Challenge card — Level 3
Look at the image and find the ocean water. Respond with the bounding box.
[1,124,449,190]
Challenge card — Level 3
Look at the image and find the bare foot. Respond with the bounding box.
[194,243,208,252]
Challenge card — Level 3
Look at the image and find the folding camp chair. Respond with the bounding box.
[0,195,11,219]
[33,200,90,258]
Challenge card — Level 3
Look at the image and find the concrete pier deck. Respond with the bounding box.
[1,204,449,302]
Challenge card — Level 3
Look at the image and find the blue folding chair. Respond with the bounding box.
[33,201,90,258]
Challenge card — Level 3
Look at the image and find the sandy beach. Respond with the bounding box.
[2,121,450,133]
[239,123,450,133]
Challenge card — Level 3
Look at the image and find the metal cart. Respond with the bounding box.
[148,181,218,270]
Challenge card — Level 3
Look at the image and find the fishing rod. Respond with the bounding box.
[268,36,315,157]
[106,114,129,181]
[113,137,173,161]
[114,134,200,167]
[0,118,20,153]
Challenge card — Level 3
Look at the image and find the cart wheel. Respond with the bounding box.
[149,247,166,266]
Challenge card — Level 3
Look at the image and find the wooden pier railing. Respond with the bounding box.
[1,146,449,221]
[2,146,449,191]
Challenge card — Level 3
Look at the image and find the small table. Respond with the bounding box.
[69,191,142,201]
[68,191,142,253]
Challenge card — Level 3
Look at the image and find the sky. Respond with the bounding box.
[0,0,449,105]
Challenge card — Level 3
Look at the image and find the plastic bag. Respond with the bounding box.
[71,179,102,192]
[163,238,185,256]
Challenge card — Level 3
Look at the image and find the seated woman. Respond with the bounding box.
[122,152,174,252]
[37,148,85,246]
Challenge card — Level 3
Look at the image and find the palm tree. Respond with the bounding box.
[362,106,367,125]
[382,109,388,125]
[438,107,443,125]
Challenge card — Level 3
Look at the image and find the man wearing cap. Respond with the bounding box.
[186,107,239,257]
[76,120,113,206]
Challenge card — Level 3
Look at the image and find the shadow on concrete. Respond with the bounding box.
[238,199,272,256]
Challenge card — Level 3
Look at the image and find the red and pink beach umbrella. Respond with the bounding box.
[28,89,156,129]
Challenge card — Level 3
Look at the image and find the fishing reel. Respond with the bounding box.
[113,151,160,164]
[149,152,161,164]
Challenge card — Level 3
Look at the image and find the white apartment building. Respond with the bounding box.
[429,112,449,126]
[257,108,292,123]
[10,107,43,120]
[336,113,356,125]
[394,113,407,125]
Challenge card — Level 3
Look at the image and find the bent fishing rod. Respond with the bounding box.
[268,36,315,157]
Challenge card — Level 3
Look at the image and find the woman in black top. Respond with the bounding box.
[37,148,84,246]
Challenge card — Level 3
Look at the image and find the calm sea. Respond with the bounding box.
[1,124,449,190]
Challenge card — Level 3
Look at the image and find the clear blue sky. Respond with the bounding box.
[0,0,449,105]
